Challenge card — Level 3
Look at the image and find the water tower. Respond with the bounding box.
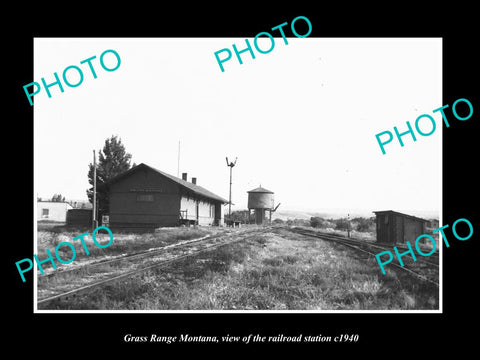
[247,186,279,225]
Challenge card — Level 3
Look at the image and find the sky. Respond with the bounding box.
[34,37,442,217]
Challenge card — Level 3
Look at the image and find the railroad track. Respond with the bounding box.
[39,229,235,279]
[37,226,271,307]
[305,229,439,265]
[286,227,439,287]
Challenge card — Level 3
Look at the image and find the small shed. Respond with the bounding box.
[66,208,93,227]
[373,210,428,244]
[37,201,73,222]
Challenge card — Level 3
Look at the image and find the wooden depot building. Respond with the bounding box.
[100,163,227,231]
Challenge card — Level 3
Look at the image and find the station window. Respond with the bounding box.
[42,208,49,218]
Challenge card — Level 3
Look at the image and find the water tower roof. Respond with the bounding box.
[247,186,274,194]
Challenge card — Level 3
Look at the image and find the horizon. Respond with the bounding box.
[36,195,438,221]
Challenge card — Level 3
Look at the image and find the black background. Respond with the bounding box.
[6,3,478,354]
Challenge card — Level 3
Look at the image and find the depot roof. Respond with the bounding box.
[99,163,228,203]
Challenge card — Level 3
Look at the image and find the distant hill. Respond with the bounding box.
[272,209,367,221]
[272,208,439,221]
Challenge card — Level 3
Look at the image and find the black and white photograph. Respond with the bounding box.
[32,37,442,312]
[7,5,478,353]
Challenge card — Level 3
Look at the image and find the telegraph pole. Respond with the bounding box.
[226,157,237,220]
[177,140,181,178]
[347,213,351,238]
[92,150,98,231]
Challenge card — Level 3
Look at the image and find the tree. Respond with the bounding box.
[331,218,350,231]
[351,217,375,232]
[51,194,65,202]
[310,216,324,228]
[229,210,250,223]
[87,135,134,216]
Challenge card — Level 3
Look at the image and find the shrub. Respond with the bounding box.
[351,217,375,233]
[310,217,323,228]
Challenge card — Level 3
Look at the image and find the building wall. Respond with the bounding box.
[394,214,403,243]
[37,202,72,222]
[375,212,426,244]
[108,168,181,229]
[110,192,180,227]
[403,216,425,243]
[180,196,217,225]
[108,166,225,230]
[376,213,391,243]
[66,209,92,226]
[215,202,224,226]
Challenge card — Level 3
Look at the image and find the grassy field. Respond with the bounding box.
[40,226,439,310]
[36,225,214,274]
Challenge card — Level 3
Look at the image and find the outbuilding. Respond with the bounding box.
[37,201,73,222]
[101,163,227,231]
[373,210,428,244]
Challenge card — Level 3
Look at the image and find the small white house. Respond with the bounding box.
[37,201,73,222]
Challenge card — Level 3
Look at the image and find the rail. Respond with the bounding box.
[37,227,272,307]
[287,227,439,287]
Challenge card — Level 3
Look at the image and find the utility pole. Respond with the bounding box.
[177,140,181,178]
[92,150,98,231]
[226,157,237,220]
[347,213,351,238]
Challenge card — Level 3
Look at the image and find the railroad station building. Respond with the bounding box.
[100,163,227,231]
[373,210,429,244]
